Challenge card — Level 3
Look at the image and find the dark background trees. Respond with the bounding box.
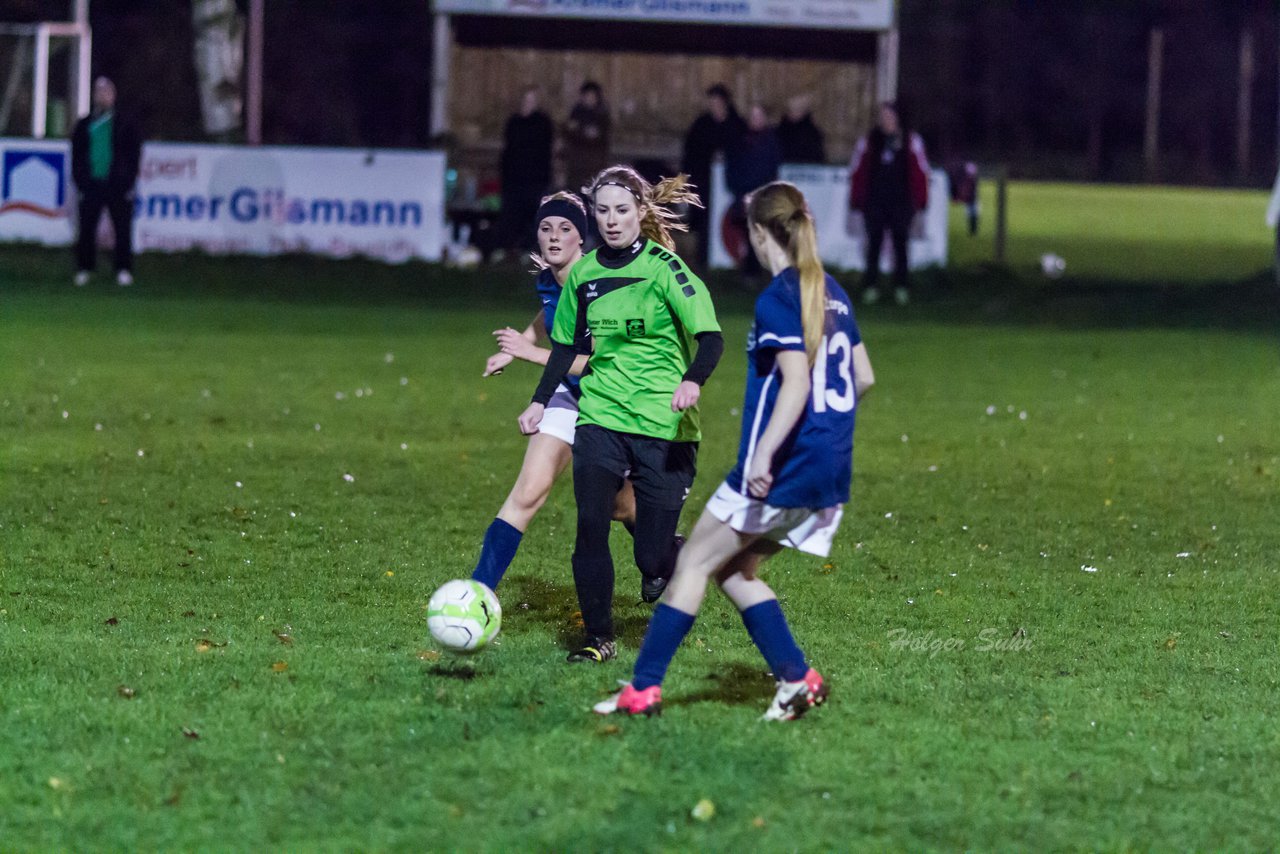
[5,0,1277,185]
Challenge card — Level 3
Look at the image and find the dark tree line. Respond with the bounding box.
[7,0,1277,185]
[900,0,1280,184]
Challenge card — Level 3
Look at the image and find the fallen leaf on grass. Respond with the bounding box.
[116,685,136,699]
[691,799,716,822]
[597,724,621,736]
[415,649,441,662]
[271,661,288,672]
[48,777,67,790]
[1163,634,1179,650]
[181,727,199,739]
[751,816,767,829]
[273,629,294,645]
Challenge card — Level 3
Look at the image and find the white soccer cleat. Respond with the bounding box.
[74,270,90,287]
[762,668,828,722]
[116,270,134,287]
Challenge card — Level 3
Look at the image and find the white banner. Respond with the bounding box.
[0,139,447,263]
[708,161,949,271]
[0,138,73,246]
[433,0,894,31]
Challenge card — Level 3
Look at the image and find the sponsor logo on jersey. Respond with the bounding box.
[826,297,850,315]
[625,318,645,337]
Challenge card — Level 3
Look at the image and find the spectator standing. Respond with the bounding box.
[776,95,826,165]
[848,101,930,306]
[681,84,746,265]
[725,104,783,274]
[497,86,555,257]
[562,81,610,195]
[71,77,141,287]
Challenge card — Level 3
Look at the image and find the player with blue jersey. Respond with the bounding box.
[594,181,875,720]
[469,193,636,593]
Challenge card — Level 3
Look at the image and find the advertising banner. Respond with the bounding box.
[433,0,894,31]
[0,140,447,263]
[708,161,949,271]
[0,138,74,246]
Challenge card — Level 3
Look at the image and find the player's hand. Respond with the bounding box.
[494,327,537,363]
[484,351,515,377]
[671,380,701,412]
[746,455,773,499]
[517,402,545,435]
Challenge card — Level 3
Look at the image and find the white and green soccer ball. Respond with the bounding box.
[427,579,501,653]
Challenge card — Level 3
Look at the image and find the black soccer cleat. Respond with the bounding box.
[640,575,669,604]
[566,638,617,664]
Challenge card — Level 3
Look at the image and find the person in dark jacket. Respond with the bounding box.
[776,95,826,165]
[71,77,142,287]
[724,104,783,274]
[562,81,610,195]
[496,86,555,257]
[848,101,930,306]
[681,84,746,265]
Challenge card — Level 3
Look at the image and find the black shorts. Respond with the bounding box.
[574,424,698,510]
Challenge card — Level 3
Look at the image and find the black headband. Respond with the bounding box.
[535,198,587,241]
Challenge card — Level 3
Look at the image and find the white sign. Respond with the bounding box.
[0,138,73,246]
[0,139,447,264]
[433,0,894,31]
[708,161,949,271]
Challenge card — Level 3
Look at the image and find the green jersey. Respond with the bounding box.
[552,238,720,442]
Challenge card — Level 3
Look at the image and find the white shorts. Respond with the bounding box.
[704,481,844,557]
[537,383,579,446]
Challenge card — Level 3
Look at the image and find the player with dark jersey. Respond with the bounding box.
[594,181,876,719]
[518,166,724,663]
[469,193,636,593]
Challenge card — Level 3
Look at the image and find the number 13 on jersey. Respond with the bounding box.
[811,332,856,413]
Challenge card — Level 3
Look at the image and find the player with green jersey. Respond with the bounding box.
[551,234,719,443]
[519,165,724,663]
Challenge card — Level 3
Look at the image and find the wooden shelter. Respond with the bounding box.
[431,2,898,181]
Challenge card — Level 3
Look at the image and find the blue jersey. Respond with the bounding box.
[534,269,578,387]
[724,268,862,509]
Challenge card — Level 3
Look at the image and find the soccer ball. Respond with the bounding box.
[1040,252,1066,278]
[426,579,501,653]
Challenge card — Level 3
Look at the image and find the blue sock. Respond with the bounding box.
[632,604,696,690]
[470,518,523,591]
[740,599,808,682]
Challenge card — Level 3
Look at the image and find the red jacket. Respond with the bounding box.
[849,130,930,213]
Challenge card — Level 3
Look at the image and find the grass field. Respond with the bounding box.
[2,181,1279,851]
[948,180,1275,284]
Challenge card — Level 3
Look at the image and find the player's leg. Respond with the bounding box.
[628,438,697,602]
[595,509,759,715]
[567,425,629,662]
[470,432,572,591]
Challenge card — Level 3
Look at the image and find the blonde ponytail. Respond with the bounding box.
[746,181,829,366]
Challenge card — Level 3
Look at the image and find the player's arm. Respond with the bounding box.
[745,350,811,499]
[852,342,875,400]
[665,261,724,411]
[491,309,588,375]
[518,279,586,433]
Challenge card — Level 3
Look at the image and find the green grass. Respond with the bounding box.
[2,224,1279,850]
[949,180,1275,283]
